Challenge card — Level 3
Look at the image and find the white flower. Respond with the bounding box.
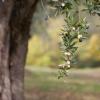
[78,34,82,39]
[58,64,65,68]
[67,65,70,68]
[67,61,70,65]
[72,27,75,31]
[61,3,65,7]
[64,52,71,56]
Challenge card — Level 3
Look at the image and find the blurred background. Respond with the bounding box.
[25,2,100,100]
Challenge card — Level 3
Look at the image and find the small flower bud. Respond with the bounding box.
[72,27,75,31]
[67,65,71,68]
[58,64,65,68]
[64,52,71,56]
[61,3,65,7]
[67,61,70,65]
[58,64,63,67]
[78,34,82,39]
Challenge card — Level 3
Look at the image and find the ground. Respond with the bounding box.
[25,67,100,100]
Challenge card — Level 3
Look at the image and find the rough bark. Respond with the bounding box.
[0,0,39,100]
[9,34,28,100]
[0,22,11,100]
[9,0,39,100]
[0,0,13,100]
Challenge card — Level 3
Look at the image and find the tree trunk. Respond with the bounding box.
[0,0,39,100]
[9,34,28,100]
[0,22,11,100]
[0,0,13,100]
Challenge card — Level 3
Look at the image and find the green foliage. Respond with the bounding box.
[49,0,100,78]
[85,0,100,16]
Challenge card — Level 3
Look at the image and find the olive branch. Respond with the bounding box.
[51,0,100,78]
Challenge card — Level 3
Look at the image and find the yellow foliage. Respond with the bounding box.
[26,16,65,67]
[80,34,100,61]
[26,35,62,67]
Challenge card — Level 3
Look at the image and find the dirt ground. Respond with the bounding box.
[25,68,100,100]
[26,89,100,100]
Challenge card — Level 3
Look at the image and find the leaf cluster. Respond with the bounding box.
[49,0,100,78]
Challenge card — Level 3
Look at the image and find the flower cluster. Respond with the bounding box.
[59,52,71,68]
